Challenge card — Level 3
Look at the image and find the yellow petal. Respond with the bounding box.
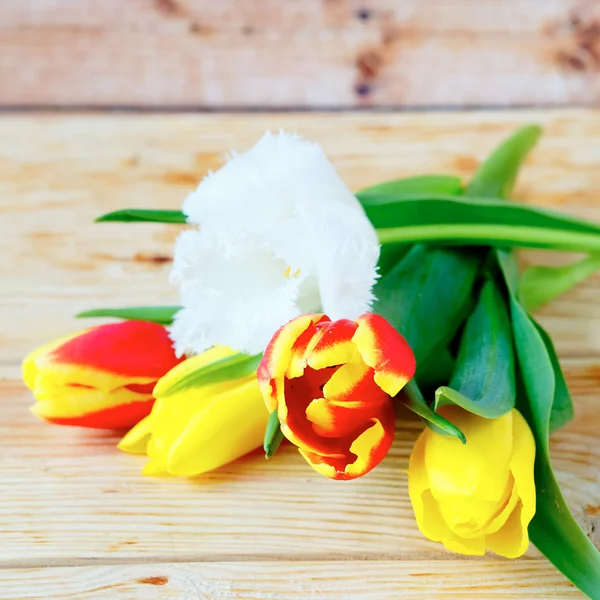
[435,476,516,539]
[166,380,269,477]
[485,501,529,558]
[29,386,152,420]
[143,437,169,476]
[409,427,485,556]
[22,330,87,389]
[118,417,152,455]
[426,405,513,503]
[150,350,254,456]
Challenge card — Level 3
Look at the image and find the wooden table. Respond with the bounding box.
[1,110,599,599]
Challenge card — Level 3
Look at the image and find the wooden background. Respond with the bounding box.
[1,1,600,599]
[0,0,600,109]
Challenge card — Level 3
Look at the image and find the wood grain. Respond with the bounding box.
[1,110,599,598]
[0,561,584,599]
[1,0,600,108]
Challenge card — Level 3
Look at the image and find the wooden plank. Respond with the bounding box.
[0,560,585,599]
[0,0,598,108]
[1,351,599,566]
[2,110,600,368]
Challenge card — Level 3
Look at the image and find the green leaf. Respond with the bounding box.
[373,244,482,440]
[439,278,515,418]
[356,174,463,202]
[402,380,466,443]
[373,244,482,370]
[159,352,262,396]
[519,254,600,312]
[534,322,574,434]
[365,194,600,236]
[264,411,284,459]
[466,124,542,198]
[76,305,180,325]
[415,347,455,391]
[95,209,187,224]
[377,222,600,253]
[498,253,600,598]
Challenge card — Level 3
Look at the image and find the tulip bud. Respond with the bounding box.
[258,313,416,480]
[408,405,536,558]
[118,346,269,476]
[23,321,183,429]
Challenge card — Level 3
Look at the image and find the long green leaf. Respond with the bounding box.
[534,322,574,434]
[498,252,600,598]
[94,175,463,225]
[373,244,482,439]
[159,352,262,396]
[519,254,600,312]
[373,244,481,370]
[415,347,455,391]
[438,277,515,418]
[357,174,463,201]
[76,305,180,325]
[466,124,542,198]
[364,195,600,236]
[377,223,600,253]
[96,209,187,224]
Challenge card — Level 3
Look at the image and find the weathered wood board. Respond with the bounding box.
[1,0,600,108]
[1,110,599,598]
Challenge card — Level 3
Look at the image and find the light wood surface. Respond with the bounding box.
[1,110,599,597]
[1,0,599,108]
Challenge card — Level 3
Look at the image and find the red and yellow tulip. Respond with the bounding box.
[23,321,183,429]
[258,313,416,480]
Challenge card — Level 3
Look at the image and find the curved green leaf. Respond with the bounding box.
[365,195,600,236]
[534,322,574,435]
[402,380,466,443]
[159,352,262,396]
[466,124,542,198]
[519,254,600,313]
[498,252,600,599]
[439,278,515,418]
[76,305,180,325]
[373,244,482,440]
[95,209,187,224]
[357,174,463,201]
[373,244,481,369]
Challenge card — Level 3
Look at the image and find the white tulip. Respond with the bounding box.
[169,131,380,356]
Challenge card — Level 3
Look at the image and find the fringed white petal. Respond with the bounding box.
[170,131,380,356]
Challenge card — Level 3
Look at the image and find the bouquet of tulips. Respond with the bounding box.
[23,126,600,598]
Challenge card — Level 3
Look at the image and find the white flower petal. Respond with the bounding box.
[170,131,380,355]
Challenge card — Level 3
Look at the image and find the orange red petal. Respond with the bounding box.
[353,313,416,397]
[49,321,183,378]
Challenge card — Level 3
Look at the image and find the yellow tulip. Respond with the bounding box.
[408,405,536,558]
[118,347,269,477]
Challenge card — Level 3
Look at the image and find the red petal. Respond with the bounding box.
[353,313,416,396]
[44,398,155,429]
[50,321,183,379]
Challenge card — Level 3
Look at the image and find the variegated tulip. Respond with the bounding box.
[23,321,183,429]
[408,405,536,558]
[258,313,416,480]
[118,346,269,476]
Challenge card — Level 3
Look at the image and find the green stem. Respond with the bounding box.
[377,224,600,252]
